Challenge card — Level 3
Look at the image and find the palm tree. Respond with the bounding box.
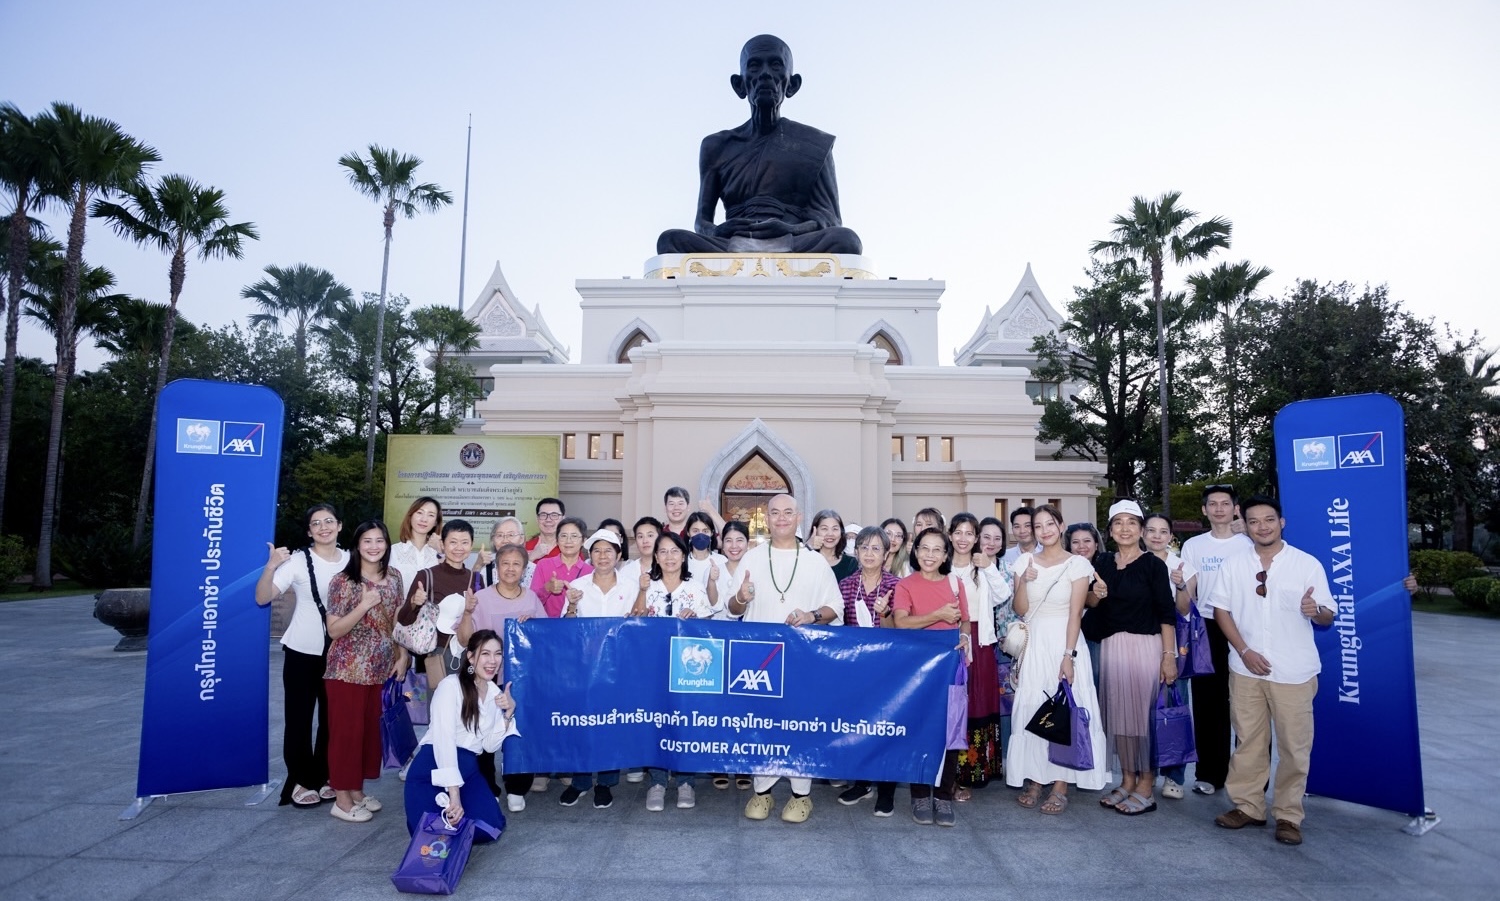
[94,173,258,549]
[0,102,65,532]
[241,263,351,366]
[338,145,452,491]
[1091,191,1231,518]
[411,305,482,420]
[1187,261,1272,473]
[32,103,158,589]
[93,295,198,361]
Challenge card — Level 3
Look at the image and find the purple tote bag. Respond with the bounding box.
[1046,680,1095,771]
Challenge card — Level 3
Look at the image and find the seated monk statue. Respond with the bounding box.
[657,35,863,256]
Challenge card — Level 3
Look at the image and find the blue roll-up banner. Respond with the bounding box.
[136,380,283,797]
[1274,392,1425,816]
[505,617,961,783]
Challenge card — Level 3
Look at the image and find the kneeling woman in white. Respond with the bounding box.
[403,629,516,840]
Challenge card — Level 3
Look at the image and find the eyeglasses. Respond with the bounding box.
[915,545,947,556]
[856,544,885,554]
[1255,570,1267,597]
[309,518,337,528]
[537,512,563,520]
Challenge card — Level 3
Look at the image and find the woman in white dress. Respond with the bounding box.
[1005,504,1109,814]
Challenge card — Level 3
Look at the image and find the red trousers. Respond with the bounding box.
[324,679,382,791]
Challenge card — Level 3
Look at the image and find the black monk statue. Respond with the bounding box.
[656,35,863,256]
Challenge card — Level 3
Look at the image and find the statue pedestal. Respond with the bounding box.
[579,254,940,366]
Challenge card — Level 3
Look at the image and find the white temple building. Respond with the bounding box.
[456,252,1103,539]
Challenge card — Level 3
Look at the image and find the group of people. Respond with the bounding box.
[256,482,1353,847]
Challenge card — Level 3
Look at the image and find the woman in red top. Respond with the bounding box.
[893,527,972,827]
[324,521,408,822]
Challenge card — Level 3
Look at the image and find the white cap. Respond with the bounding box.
[584,528,621,551]
[435,592,466,636]
[1107,499,1146,523]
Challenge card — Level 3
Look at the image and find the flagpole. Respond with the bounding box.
[457,113,472,310]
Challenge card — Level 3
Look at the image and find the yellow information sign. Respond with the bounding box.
[384,435,560,542]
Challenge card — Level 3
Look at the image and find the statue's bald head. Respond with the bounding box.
[741,34,793,74]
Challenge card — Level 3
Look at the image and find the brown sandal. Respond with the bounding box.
[1040,791,1069,815]
[1017,783,1044,809]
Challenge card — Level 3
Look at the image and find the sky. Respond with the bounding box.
[4,0,1497,372]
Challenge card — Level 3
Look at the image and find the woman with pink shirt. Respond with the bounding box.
[531,517,591,618]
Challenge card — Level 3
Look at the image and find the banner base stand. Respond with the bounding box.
[245,780,281,807]
[120,795,164,821]
[1401,808,1440,836]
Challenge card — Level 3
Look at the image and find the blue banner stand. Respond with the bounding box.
[1274,393,1437,836]
[122,380,285,819]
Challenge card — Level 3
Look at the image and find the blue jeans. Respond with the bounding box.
[403,745,504,842]
[571,770,620,791]
[647,768,694,787]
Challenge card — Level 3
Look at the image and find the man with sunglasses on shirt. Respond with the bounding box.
[1205,495,1334,847]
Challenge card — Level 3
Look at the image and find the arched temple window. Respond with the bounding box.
[616,329,651,363]
[869,330,902,365]
[719,452,792,544]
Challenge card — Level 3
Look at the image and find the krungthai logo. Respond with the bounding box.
[1291,436,1335,472]
[668,636,724,694]
[176,418,220,455]
[728,640,784,698]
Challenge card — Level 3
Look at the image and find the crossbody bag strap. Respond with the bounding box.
[303,547,330,634]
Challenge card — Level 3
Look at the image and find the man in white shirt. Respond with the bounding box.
[1179,483,1253,795]
[1000,506,1035,567]
[726,493,842,824]
[1207,495,1334,847]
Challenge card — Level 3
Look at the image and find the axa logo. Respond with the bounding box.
[668,636,724,694]
[727,640,784,698]
[1336,432,1384,469]
[1291,436,1335,472]
[221,422,265,457]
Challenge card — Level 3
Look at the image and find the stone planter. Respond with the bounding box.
[94,588,151,652]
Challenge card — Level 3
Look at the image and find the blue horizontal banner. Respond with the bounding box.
[504,618,961,784]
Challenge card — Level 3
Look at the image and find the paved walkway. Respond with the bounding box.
[1,595,1496,900]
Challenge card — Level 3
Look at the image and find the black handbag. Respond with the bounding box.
[1024,681,1074,745]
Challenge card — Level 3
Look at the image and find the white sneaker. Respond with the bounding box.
[646,784,666,812]
[625,770,645,783]
[677,784,696,809]
[531,776,550,792]
[506,793,526,812]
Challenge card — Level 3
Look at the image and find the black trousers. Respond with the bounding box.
[910,749,961,801]
[1191,618,1233,788]
[477,751,531,796]
[279,647,329,804]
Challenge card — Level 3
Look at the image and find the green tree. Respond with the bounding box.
[1419,342,1500,553]
[93,172,259,549]
[1031,259,1158,496]
[1186,260,1273,473]
[338,145,452,492]
[92,295,198,360]
[31,102,158,588]
[410,304,481,420]
[1091,191,1232,517]
[242,262,352,367]
[0,102,65,533]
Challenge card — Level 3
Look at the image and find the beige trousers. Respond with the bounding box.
[1225,673,1318,826]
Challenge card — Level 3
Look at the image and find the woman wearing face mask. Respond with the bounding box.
[402,629,516,841]
[683,511,729,614]
[256,503,349,808]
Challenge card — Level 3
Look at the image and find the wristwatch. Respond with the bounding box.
[1065,649,1077,659]
[808,609,820,624]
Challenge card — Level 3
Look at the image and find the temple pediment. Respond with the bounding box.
[465,261,570,364]
[953,263,1066,367]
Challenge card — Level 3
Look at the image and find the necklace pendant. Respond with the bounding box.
[779,593,786,602]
